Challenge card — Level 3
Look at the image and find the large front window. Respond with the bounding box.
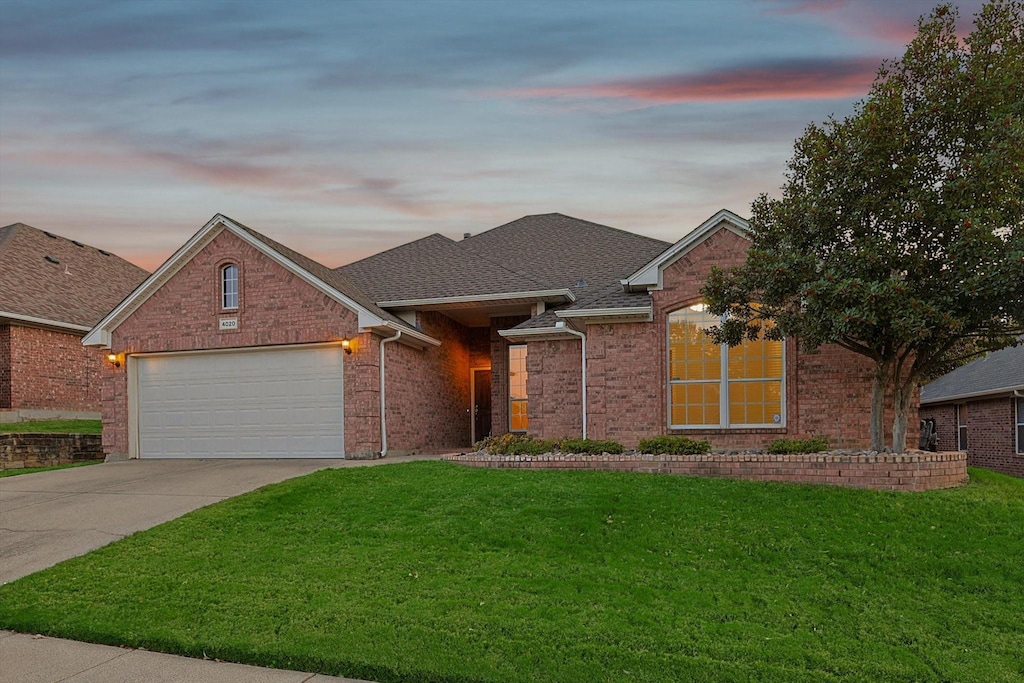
[668,304,784,428]
[509,344,528,432]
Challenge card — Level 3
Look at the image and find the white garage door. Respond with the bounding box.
[135,345,344,458]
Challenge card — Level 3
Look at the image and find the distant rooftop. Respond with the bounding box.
[920,344,1024,404]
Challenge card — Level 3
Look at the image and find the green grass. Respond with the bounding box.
[0,461,100,477]
[0,463,1021,682]
[0,419,101,434]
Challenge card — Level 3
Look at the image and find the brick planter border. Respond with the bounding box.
[443,451,968,491]
[1,433,104,470]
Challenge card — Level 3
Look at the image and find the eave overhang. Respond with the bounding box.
[0,311,92,334]
[920,384,1024,405]
[497,326,581,343]
[554,306,652,323]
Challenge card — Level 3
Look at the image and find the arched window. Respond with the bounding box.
[221,264,239,310]
[668,303,784,428]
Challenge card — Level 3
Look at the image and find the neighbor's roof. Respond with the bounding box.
[339,232,549,302]
[920,344,1024,404]
[0,223,149,330]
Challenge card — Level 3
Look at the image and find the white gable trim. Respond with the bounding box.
[83,215,436,348]
[623,209,750,292]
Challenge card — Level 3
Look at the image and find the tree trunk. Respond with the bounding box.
[892,378,916,454]
[870,362,888,452]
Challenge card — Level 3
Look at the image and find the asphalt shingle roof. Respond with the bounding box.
[920,344,1024,403]
[0,223,149,328]
[338,233,548,302]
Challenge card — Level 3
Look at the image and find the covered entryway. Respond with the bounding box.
[133,344,344,458]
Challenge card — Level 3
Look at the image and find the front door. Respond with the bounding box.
[472,368,492,445]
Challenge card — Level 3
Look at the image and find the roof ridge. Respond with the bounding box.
[461,213,670,248]
[337,232,456,270]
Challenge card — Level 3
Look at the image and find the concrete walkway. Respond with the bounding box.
[0,454,442,683]
[0,630,371,683]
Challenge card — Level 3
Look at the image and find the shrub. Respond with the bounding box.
[636,436,711,455]
[767,436,830,454]
[475,434,555,455]
[556,438,624,455]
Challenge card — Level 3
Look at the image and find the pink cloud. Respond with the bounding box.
[491,58,881,106]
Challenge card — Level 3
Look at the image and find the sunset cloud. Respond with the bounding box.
[489,57,880,106]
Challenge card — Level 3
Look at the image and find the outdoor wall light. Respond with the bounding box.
[341,338,353,355]
[107,352,122,368]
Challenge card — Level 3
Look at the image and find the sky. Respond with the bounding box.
[0,0,985,271]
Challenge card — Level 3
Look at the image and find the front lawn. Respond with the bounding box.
[0,463,1020,682]
[0,419,101,434]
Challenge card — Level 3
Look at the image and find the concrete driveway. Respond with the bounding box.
[0,456,436,584]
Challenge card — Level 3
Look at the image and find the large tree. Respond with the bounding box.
[702,0,1024,453]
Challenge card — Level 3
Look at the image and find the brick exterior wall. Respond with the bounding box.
[385,311,474,452]
[0,324,10,409]
[4,325,102,412]
[921,398,1023,478]
[523,224,916,451]
[103,227,467,458]
[444,451,968,492]
[526,338,583,439]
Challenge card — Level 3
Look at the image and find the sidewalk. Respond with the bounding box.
[0,630,372,683]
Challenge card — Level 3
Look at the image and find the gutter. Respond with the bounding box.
[1,311,92,334]
[555,321,587,439]
[379,330,402,457]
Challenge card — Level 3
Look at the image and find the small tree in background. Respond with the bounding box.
[703,0,1024,452]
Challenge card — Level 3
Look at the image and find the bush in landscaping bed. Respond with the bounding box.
[555,438,624,455]
[475,433,555,455]
[636,436,711,455]
[767,436,830,454]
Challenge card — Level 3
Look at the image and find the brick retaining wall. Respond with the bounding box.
[443,451,968,491]
[0,433,104,470]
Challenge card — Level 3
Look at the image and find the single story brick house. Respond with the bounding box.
[84,211,908,459]
[1,223,148,421]
[919,344,1024,478]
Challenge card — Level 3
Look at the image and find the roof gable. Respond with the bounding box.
[0,222,149,331]
[624,209,750,292]
[83,215,438,348]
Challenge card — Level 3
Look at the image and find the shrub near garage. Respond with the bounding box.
[475,434,625,455]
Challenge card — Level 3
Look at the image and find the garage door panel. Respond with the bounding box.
[136,346,344,459]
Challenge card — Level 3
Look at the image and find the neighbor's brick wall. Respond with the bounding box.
[526,338,583,439]
[385,311,473,452]
[445,451,968,492]
[490,316,529,436]
[105,227,383,457]
[6,325,102,412]
[919,404,958,452]
[0,324,10,409]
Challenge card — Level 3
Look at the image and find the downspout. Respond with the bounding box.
[379,330,402,457]
[556,321,587,439]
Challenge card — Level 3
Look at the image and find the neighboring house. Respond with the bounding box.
[0,223,148,420]
[84,211,910,459]
[919,345,1024,477]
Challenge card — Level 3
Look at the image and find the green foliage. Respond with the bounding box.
[0,420,102,435]
[474,433,554,455]
[636,435,712,455]
[767,437,830,455]
[703,0,1024,452]
[555,438,625,455]
[475,434,624,455]
[1,462,1021,681]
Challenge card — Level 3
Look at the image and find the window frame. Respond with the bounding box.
[956,403,969,451]
[221,263,239,311]
[508,344,528,433]
[666,305,786,430]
